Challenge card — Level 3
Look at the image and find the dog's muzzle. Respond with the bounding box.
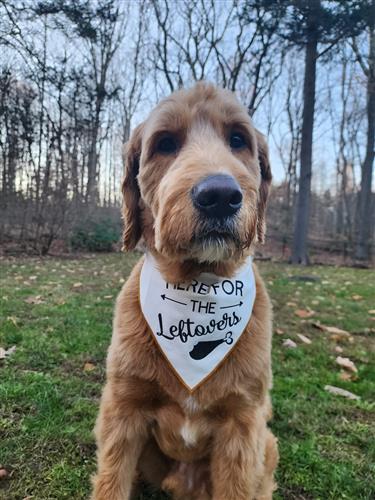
[191,174,242,219]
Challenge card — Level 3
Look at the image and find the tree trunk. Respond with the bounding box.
[291,33,318,264]
[86,126,99,205]
[354,25,375,262]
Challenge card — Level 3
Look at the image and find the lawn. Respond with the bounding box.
[1,253,374,500]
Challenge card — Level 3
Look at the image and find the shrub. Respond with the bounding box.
[70,218,121,252]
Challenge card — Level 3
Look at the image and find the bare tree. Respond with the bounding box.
[150,0,283,115]
[351,1,375,262]
[272,52,303,245]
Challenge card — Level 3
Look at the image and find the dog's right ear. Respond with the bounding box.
[121,123,144,251]
[255,129,272,244]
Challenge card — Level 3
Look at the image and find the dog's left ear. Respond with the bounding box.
[121,123,144,251]
[255,130,272,244]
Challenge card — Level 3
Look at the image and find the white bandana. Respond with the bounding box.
[140,253,256,391]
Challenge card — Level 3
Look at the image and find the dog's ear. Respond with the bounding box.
[255,130,272,244]
[122,123,144,251]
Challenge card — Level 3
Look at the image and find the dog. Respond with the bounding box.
[92,82,278,500]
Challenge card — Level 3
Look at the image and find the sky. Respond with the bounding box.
[2,0,369,195]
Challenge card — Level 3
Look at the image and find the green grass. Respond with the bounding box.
[1,254,374,499]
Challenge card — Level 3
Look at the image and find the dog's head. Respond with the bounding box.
[122,82,271,265]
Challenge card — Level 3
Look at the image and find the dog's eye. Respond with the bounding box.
[157,136,178,154]
[230,133,246,150]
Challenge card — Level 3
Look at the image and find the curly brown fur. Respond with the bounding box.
[92,82,278,500]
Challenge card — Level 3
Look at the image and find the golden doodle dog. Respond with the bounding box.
[92,82,278,500]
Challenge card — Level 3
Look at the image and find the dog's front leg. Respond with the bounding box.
[210,416,265,500]
[92,382,149,500]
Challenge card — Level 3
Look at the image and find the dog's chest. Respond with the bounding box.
[153,396,211,460]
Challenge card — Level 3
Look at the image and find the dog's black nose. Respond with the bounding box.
[191,174,243,218]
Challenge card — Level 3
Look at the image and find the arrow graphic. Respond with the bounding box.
[219,301,243,310]
[161,294,187,306]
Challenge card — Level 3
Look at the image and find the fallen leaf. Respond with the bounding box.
[324,385,360,400]
[275,328,284,335]
[24,295,45,305]
[368,310,375,315]
[0,346,16,360]
[283,338,297,348]
[295,309,315,318]
[0,468,9,479]
[335,346,343,353]
[339,371,357,382]
[73,282,83,288]
[29,275,37,281]
[312,323,350,337]
[297,334,312,344]
[330,334,347,343]
[352,294,363,301]
[83,362,96,372]
[286,301,298,307]
[326,326,351,336]
[336,356,358,373]
[103,295,113,299]
[7,316,18,327]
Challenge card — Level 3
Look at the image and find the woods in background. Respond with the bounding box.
[0,0,374,263]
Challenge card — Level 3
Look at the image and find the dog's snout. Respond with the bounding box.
[191,174,243,218]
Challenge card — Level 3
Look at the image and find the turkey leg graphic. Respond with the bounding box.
[189,332,233,360]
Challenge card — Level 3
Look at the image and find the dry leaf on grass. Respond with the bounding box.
[7,316,18,326]
[312,322,350,337]
[335,346,344,353]
[336,356,358,373]
[295,309,315,318]
[83,362,96,372]
[352,294,363,301]
[283,338,297,348]
[275,328,284,335]
[286,301,298,307]
[0,468,9,479]
[339,371,357,382]
[103,295,113,299]
[330,334,352,344]
[368,310,375,315]
[297,334,312,344]
[0,346,16,360]
[24,295,45,305]
[324,385,360,400]
[73,282,83,288]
